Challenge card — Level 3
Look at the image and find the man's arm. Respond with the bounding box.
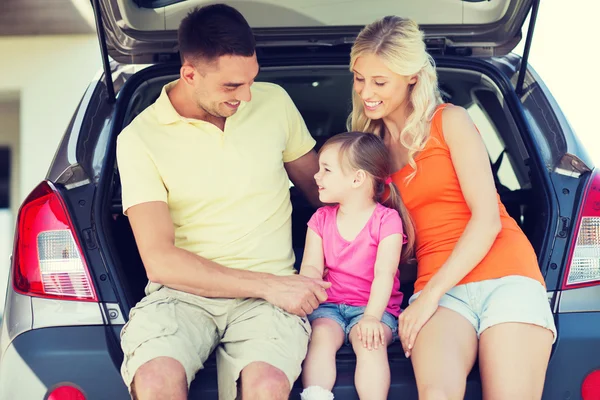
[285,149,321,208]
[278,84,321,209]
[128,201,330,316]
[129,201,267,298]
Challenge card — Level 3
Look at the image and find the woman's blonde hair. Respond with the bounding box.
[348,16,442,180]
[320,132,415,262]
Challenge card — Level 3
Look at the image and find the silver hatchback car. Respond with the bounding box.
[1,0,600,399]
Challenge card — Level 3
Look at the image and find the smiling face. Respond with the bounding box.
[313,144,357,204]
[352,52,417,121]
[183,53,260,119]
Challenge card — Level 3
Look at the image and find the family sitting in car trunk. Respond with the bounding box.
[116,4,556,400]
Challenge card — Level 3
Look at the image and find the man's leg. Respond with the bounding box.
[131,357,187,400]
[217,299,311,400]
[238,362,291,400]
[121,290,221,400]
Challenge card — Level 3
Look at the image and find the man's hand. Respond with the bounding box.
[264,275,331,317]
[356,315,386,350]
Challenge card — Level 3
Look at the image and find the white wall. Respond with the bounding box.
[0,35,101,201]
[0,35,101,313]
[0,100,19,308]
[0,100,20,216]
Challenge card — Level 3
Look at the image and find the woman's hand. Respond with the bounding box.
[398,292,440,357]
[356,315,386,350]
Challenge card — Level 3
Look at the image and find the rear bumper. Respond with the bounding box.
[1,313,596,400]
[0,326,129,400]
[543,312,600,399]
[0,327,479,400]
[0,325,224,400]
[0,326,478,400]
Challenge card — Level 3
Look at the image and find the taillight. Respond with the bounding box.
[12,181,97,301]
[582,370,600,400]
[563,170,600,289]
[46,385,86,400]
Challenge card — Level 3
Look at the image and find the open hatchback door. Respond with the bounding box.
[93,0,536,64]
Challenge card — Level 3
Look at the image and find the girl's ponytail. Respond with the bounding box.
[383,180,415,263]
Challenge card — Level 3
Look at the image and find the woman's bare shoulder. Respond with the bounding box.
[440,104,477,144]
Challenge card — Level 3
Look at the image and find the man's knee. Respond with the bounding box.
[240,362,290,400]
[132,357,187,400]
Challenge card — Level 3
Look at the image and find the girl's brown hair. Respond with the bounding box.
[320,132,415,262]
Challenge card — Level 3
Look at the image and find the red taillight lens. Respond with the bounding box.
[582,370,600,400]
[46,385,86,400]
[563,170,600,289]
[13,181,97,301]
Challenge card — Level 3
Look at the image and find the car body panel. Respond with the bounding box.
[0,326,129,399]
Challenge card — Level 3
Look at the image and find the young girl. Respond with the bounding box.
[299,132,415,400]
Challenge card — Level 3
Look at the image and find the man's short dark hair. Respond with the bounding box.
[178,4,256,64]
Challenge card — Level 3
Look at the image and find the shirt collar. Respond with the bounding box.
[155,80,182,125]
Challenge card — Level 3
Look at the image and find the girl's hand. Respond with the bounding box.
[356,315,386,350]
[398,292,440,357]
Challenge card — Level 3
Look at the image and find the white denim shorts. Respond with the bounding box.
[409,275,557,342]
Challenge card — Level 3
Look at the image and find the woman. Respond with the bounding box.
[347,16,556,399]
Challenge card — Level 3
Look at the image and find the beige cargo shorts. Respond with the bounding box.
[120,287,311,400]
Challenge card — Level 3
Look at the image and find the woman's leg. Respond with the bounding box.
[301,318,346,390]
[349,324,394,400]
[410,307,478,400]
[477,275,556,399]
[479,323,553,399]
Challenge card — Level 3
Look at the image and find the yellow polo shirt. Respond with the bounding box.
[117,80,316,284]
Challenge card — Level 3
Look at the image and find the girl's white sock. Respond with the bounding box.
[300,386,334,400]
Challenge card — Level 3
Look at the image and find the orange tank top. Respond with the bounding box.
[392,104,544,293]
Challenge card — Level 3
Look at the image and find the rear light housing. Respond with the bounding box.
[12,181,97,301]
[582,370,600,400]
[563,170,600,289]
[46,385,86,400]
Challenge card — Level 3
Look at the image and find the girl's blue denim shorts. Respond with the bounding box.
[308,302,399,344]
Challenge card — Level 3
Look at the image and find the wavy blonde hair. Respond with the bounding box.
[348,16,442,180]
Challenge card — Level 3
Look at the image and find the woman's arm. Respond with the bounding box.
[422,105,502,299]
[399,105,502,356]
[299,228,326,280]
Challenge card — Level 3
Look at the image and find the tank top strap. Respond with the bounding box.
[428,103,451,147]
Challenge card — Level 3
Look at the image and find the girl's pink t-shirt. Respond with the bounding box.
[307,203,406,316]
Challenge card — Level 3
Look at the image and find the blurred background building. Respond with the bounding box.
[0,0,100,309]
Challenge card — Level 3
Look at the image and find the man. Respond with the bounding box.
[117,4,327,400]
